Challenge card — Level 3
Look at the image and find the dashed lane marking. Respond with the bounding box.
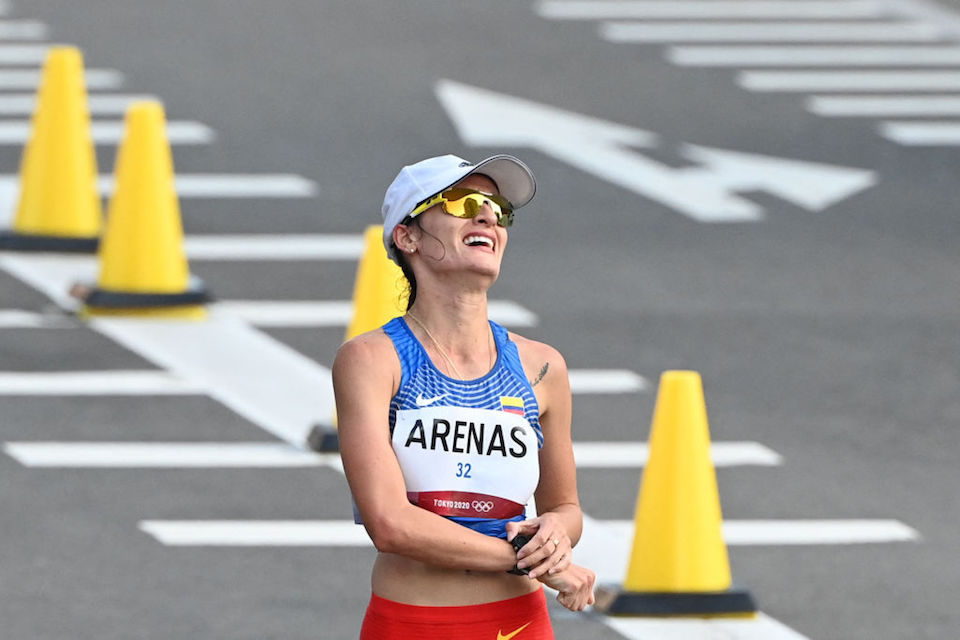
[0,120,213,145]
[4,440,779,468]
[668,45,960,67]
[538,1,888,20]
[184,235,364,260]
[0,68,121,89]
[0,43,49,64]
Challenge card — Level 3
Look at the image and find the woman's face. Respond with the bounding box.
[412,173,509,280]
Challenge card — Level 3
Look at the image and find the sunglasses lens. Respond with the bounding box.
[441,190,514,227]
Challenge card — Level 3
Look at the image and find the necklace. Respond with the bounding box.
[406,311,492,380]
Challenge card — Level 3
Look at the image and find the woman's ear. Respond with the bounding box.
[393,222,418,254]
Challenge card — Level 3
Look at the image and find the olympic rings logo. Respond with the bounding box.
[472,500,494,513]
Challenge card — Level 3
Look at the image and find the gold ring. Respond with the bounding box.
[552,538,560,546]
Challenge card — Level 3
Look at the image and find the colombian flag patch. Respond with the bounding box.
[501,396,525,416]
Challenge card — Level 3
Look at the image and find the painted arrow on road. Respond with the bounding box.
[436,80,875,222]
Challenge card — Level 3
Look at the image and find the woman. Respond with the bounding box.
[334,154,595,639]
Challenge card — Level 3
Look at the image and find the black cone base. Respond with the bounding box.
[0,231,99,253]
[594,584,757,617]
[82,283,211,308]
[306,423,339,452]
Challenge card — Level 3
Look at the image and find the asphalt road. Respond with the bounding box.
[1,1,958,639]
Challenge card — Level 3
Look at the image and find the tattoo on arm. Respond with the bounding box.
[530,362,549,387]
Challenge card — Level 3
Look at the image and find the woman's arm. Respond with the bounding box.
[334,332,518,572]
[507,340,585,578]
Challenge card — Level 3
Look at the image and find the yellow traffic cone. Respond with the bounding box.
[0,46,101,252]
[78,101,209,318]
[307,225,408,451]
[595,370,757,617]
[345,224,408,340]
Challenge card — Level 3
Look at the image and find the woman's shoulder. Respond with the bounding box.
[506,331,569,379]
[334,327,400,376]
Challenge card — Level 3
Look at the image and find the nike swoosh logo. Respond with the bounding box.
[497,622,531,640]
[415,393,446,407]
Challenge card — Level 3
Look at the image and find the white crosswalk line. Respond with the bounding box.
[0,93,159,116]
[669,45,960,67]
[0,43,48,64]
[0,370,204,395]
[740,71,960,92]
[211,299,539,328]
[0,120,212,145]
[602,21,944,43]
[880,120,960,144]
[573,441,782,467]
[0,20,46,39]
[539,1,887,20]
[184,235,363,260]
[808,95,960,117]
[567,369,647,393]
[0,68,121,89]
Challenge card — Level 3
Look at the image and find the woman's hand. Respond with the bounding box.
[505,513,572,579]
[538,564,596,612]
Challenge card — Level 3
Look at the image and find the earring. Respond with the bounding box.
[407,247,415,253]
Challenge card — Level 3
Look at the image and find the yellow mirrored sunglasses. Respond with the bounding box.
[409,188,514,227]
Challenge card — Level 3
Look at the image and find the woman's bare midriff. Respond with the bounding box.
[371,552,541,606]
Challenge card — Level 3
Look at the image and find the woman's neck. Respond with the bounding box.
[405,291,494,379]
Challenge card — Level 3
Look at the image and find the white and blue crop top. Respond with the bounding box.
[385,316,543,539]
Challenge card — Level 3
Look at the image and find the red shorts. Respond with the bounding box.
[359,589,554,640]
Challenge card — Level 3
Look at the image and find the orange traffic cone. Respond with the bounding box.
[78,101,210,318]
[0,46,101,251]
[594,371,757,617]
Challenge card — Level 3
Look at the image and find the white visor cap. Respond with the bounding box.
[381,154,536,263]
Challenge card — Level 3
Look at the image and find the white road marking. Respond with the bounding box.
[574,441,781,467]
[605,614,810,640]
[0,120,212,145]
[135,517,919,548]
[740,71,960,92]
[0,68,121,89]
[4,442,336,468]
[0,309,64,327]
[601,21,944,43]
[437,80,874,223]
[880,120,960,144]
[0,175,315,223]
[0,43,48,64]
[4,440,775,468]
[211,299,539,328]
[808,95,960,117]
[0,93,159,115]
[0,20,47,39]
[539,0,887,20]
[0,370,203,395]
[91,316,335,446]
[568,369,647,393]
[184,235,363,260]
[669,45,960,67]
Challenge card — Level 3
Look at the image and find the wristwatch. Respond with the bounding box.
[506,534,532,575]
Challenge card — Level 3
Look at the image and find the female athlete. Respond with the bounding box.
[334,153,595,639]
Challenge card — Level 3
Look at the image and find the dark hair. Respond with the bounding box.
[393,216,418,310]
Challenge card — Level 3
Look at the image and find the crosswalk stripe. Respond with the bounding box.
[0,309,62,327]
[602,21,943,43]
[567,370,647,393]
[573,441,781,467]
[0,371,204,395]
[0,20,46,39]
[668,45,960,67]
[808,95,960,117]
[539,1,887,20]
[879,120,960,145]
[184,235,363,260]
[0,120,212,145]
[0,43,48,64]
[135,518,919,547]
[0,68,121,89]
[0,93,158,115]
[4,440,770,468]
[99,174,315,197]
[211,299,539,328]
[739,71,960,92]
